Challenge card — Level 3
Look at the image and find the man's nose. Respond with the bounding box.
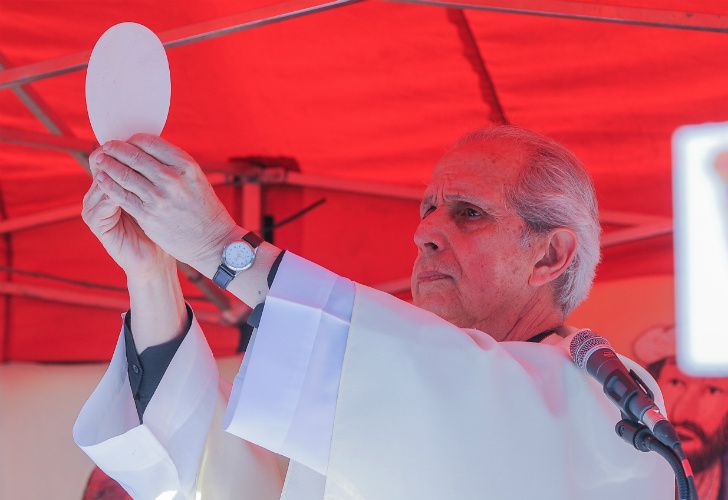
[669,386,702,419]
[413,207,447,253]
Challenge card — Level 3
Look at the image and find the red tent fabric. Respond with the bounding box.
[1,0,728,361]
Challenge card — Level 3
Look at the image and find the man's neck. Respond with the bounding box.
[492,292,566,343]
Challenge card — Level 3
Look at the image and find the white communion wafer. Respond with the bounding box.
[86,22,170,144]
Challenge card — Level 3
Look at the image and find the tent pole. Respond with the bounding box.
[0,172,230,236]
[2,0,725,91]
[282,171,424,200]
[0,53,92,173]
[0,280,226,326]
[0,161,673,246]
[601,222,673,248]
[0,0,362,90]
[0,205,81,235]
[0,126,96,157]
[392,0,728,33]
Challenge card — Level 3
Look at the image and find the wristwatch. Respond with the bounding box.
[212,232,264,289]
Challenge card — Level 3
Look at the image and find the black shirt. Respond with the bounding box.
[124,250,285,422]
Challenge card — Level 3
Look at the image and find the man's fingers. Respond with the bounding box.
[96,172,144,218]
[82,180,105,211]
[88,184,120,217]
[128,133,195,169]
[88,147,105,176]
[82,182,121,233]
[96,153,157,204]
[83,181,117,218]
[85,195,121,230]
[101,140,170,185]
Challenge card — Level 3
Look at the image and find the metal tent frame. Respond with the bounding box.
[0,0,695,326]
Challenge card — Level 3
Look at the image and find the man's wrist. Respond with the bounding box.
[126,261,187,352]
[194,225,249,280]
[126,260,178,289]
[190,225,282,309]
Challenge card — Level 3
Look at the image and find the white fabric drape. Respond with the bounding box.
[323,283,675,499]
[74,253,674,499]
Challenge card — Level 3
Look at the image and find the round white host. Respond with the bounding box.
[86,22,170,144]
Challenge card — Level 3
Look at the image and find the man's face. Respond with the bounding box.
[411,140,541,335]
[658,359,728,472]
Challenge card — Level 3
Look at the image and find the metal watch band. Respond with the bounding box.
[212,231,264,290]
[212,264,236,289]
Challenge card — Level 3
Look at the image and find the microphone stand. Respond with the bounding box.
[612,369,698,499]
[616,419,697,500]
[570,331,698,498]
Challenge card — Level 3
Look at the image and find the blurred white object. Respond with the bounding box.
[673,121,728,376]
[86,22,170,144]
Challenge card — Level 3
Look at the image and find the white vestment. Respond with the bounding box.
[74,253,674,499]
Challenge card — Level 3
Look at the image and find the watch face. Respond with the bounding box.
[223,242,255,271]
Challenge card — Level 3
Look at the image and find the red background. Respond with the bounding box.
[1,1,727,361]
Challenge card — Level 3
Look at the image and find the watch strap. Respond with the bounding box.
[243,231,264,248]
[212,264,236,290]
[212,232,264,290]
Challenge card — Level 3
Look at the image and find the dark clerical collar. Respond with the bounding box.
[526,329,558,343]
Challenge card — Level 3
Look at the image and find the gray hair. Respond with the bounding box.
[453,125,601,315]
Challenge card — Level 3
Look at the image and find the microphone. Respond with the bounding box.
[569,329,680,449]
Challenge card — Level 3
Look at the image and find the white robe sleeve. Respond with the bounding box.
[223,252,354,476]
[73,313,284,500]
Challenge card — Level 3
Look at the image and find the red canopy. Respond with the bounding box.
[1,0,727,361]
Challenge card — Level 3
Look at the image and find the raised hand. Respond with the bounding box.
[89,134,239,278]
[81,179,175,278]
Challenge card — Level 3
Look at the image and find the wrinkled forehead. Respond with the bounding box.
[426,139,530,200]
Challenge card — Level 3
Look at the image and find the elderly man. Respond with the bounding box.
[73,126,673,499]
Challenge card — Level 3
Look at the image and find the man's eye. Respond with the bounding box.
[460,206,481,218]
[421,206,435,219]
[708,386,724,395]
[668,378,685,387]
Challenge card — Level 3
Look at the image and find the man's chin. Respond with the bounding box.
[413,294,459,322]
[685,439,728,474]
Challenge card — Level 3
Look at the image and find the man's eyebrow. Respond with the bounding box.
[420,193,498,214]
[421,192,486,205]
[444,193,481,203]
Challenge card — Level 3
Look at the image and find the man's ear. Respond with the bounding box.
[528,228,577,287]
